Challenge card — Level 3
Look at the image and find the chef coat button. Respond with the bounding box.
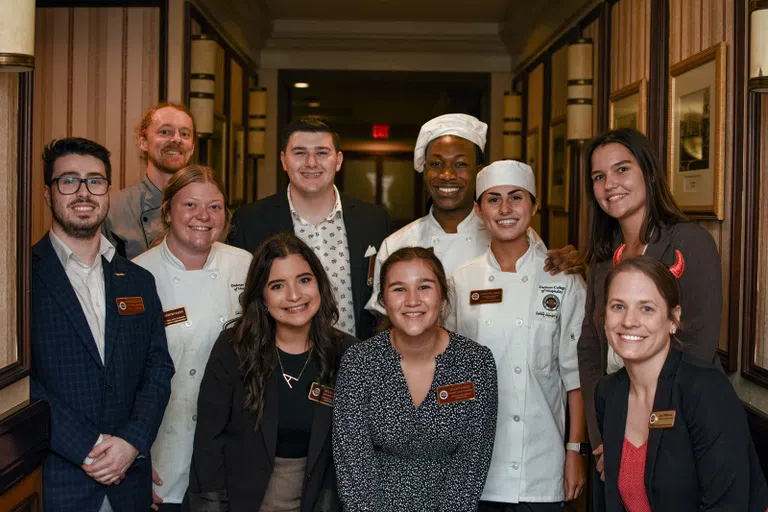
[142,216,149,223]
[192,414,197,422]
[220,316,227,323]
[189,369,196,376]
[184,321,192,327]
[173,277,180,284]
[513,415,521,422]
[516,318,524,326]
[488,275,495,282]
[210,273,217,279]
[485,319,492,325]
[512,463,520,470]
[466,236,472,242]
[521,276,528,283]
[432,236,440,244]
[514,367,522,374]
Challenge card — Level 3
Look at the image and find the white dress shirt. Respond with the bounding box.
[445,229,585,503]
[365,207,490,315]
[133,238,252,504]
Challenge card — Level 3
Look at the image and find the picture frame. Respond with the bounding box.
[547,117,568,212]
[667,42,726,220]
[609,78,647,134]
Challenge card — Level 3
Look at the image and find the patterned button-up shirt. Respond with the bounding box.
[102,174,165,259]
[287,185,356,336]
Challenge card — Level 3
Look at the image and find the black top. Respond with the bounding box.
[276,349,317,458]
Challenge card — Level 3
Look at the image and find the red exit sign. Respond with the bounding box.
[372,124,390,139]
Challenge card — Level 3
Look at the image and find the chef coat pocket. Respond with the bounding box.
[530,321,558,372]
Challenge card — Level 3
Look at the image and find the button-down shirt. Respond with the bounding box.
[103,174,164,259]
[445,229,586,503]
[287,185,356,336]
[366,207,491,315]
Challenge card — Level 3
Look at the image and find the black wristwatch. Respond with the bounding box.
[566,442,590,455]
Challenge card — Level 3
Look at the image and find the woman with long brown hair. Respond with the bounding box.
[185,233,355,512]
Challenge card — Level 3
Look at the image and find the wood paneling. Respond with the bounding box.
[31,7,160,242]
[0,468,41,512]
[754,99,768,367]
[0,74,18,370]
[579,20,600,253]
[550,45,568,120]
[527,64,544,235]
[610,0,651,92]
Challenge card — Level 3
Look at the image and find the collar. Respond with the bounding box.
[485,227,540,271]
[286,184,343,225]
[141,174,164,209]
[426,206,486,235]
[160,235,217,271]
[49,230,115,269]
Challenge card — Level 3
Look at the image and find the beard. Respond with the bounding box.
[148,143,189,174]
[51,198,108,240]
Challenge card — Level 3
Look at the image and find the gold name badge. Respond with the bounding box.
[649,409,676,429]
[308,382,335,407]
[163,307,188,327]
[116,296,145,315]
[469,288,503,305]
[436,382,476,405]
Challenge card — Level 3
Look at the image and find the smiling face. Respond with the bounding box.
[476,185,537,243]
[590,142,647,224]
[45,153,110,240]
[139,106,195,174]
[604,269,680,365]
[165,181,226,258]
[423,135,480,214]
[264,253,321,330]
[281,131,342,197]
[383,259,444,337]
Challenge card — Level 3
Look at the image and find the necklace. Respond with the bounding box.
[277,346,313,389]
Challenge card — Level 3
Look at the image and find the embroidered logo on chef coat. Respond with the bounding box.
[542,294,560,311]
[535,284,564,320]
[230,282,245,292]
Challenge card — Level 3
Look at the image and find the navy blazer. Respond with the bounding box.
[227,191,392,340]
[595,349,768,511]
[30,233,174,512]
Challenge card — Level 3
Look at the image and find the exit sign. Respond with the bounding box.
[372,125,390,139]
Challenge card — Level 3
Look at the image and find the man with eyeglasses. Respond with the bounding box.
[31,137,174,512]
[103,103,196,259]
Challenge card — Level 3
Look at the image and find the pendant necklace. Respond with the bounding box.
[277,345,314,390]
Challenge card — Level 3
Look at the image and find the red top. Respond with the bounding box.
[618,437,652,512]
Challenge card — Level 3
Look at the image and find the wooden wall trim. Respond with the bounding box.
[568,142,584,245]
[541,56,552,243]
[647,0,669,161]
[0,400,50,495]
[597,1,611,133]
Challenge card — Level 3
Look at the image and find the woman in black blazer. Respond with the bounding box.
[595,256,768,511]
[184,233,355,512]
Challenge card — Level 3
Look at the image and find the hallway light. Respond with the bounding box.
[0,0,35,71]
[249,87,267,157]
[503,91,523,160]
[566,38,593,141]
[189,34,217,136]
[750,1,768,92]
[293,82,310,89]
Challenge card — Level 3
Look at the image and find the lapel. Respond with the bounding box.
[306,384,333,473]
[103,256,122,367]
[603,371,630,511]
[340,194,365,325]
[274,190,298,233]
[32,235,104,370]
[643,224,674,261]
[260,372,279,466]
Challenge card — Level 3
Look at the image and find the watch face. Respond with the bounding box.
[579,443,590,455]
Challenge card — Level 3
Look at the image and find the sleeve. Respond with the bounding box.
[364,239,391,316]
[441,276,459,332]
[437,347,498,512]
[115,282,175,455]
[675,227,722,364]
[226,207,245,250]
[186,336,234,511]
[577,266,604,449]
[332,347,379,511]
[559,275,586,391]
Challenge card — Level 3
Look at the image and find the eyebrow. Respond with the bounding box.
[56,171,107,179]
[266,272,313,287]
[487,188,524,197]
[387,278,437,287]
[290,145,332,152]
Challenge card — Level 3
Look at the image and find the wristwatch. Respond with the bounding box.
[566,442,590,455]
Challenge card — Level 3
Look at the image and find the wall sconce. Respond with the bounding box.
[248,86,266,157]
[189,34,217,136]
[503,91,523,160]
[0,0,35,71]
[566,38,593,141]
[750,1,768,92]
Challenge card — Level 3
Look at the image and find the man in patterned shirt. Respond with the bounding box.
[228,117,392,340]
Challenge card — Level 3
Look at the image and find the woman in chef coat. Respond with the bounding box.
[133,164,252,511]
[446,160,588,511]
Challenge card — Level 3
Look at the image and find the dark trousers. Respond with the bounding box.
[153,504,182,512]
[478,501,564,512]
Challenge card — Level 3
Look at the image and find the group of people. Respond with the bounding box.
[29,101,768,512]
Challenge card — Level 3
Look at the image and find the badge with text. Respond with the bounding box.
[649,409,676,429]
[436,382,476,405]
[163,307,188,327]
[116,296,145,315]
[308,382,335,407]
[469,288,503,306]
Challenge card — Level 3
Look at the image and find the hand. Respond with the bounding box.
[82,436,139,485]
[544,245,587,277]
[593,444,605,482]
[151,467,164,511]
[564,450,586,501]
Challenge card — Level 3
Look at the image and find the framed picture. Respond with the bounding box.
[667,42,726,220]
[548,117,568,212]
[609,78,647,134]
[526,126,541,195]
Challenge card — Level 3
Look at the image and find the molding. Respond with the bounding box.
[0,400,50,496]
[647,0,669,162]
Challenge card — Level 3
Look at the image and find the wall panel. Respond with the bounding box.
[610,0,651,92]
[0,74,18,371]
[527,64,544,234]
[578,20,600,253]
[549,46,568,245]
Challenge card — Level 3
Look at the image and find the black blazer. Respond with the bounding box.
[184,329,357,512]
[228,191,392,340]
[595,349,768,511]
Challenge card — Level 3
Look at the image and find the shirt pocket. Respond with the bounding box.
[530,320,559,372]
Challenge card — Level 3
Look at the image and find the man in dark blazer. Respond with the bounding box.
[228,117,391,340]
[31,137,174,512]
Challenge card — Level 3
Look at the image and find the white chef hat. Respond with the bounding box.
[413,113,488,172]
[475,160,537,200]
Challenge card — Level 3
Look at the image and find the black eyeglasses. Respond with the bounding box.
[50,177,110,196]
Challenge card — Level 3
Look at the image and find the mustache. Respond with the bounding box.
[162,143,184,152]
[68,198,98,208]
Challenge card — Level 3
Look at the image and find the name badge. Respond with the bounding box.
[308,382,335,407]
[649,410,676,429]
[437,382,476,405]
[116,297,145,315]
[163,307,188,327]
[469,288,503,305]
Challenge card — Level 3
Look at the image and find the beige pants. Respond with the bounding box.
[259,456,306,512]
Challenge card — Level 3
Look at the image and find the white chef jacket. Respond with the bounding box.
[365,207,491,315]
[133,238,252,504]
[445,229,585,503]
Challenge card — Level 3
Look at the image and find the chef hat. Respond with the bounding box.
[413,113,488,172]
[475,160,537,200]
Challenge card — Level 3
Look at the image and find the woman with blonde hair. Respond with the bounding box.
[133,164,253,511]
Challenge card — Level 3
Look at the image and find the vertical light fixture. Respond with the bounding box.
[503,91,523,160]
[0,0,35,71]
[248,86,267,157]
[566,38,593,141]
[750,1,768,92]
[189,34,217,136]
